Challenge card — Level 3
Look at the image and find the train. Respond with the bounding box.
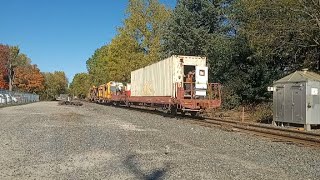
[88,55,221,116]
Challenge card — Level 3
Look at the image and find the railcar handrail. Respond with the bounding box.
[176,82,221,100]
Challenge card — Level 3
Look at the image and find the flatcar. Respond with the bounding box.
[89,55,221,116]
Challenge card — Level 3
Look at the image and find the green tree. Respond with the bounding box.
[126,0,171,62]
[162,0,223,56]
[70,73,90,99]
[86,45,109,86]
[41,71,68,100]
[161,0,278,108]
[233,0,320,72]
[207,0,320,108]
[107,29,145,82]
[106,0,171,82]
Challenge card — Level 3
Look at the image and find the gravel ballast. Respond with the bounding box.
[0,101,319,179]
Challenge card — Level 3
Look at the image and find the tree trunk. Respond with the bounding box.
[9,63,12,91]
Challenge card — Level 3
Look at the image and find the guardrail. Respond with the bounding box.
[0,89,39,107]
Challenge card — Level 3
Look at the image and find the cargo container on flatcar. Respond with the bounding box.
[89,55,221,116]
[131,55,207,97]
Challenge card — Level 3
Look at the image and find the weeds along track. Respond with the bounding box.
[192,117,320,148]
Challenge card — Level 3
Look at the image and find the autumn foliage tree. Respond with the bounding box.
[13,64,45,93]
[1,43,65,101]
[0,45,9,89]
[0,44,35,91]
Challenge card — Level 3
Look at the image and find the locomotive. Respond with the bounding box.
[88,55,221,116]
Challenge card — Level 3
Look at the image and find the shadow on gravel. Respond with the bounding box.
[123,154,170,180]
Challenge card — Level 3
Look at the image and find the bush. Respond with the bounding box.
[221,86,241,110]
[248,102,273,123]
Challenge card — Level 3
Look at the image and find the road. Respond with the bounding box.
[0,102,319,179]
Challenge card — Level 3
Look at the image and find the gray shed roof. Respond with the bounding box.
[274,71,320,83]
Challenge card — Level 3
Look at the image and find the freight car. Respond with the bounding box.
[89,55,221,116]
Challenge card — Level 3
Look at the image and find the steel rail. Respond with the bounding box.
[198,118,320,148]
[207,117,320,137]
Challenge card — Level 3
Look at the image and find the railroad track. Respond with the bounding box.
[90,102,320,148]
[123,105,320,148]
[190,117,320,148]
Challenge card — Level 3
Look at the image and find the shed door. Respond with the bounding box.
[291,86,303,123]
[275,87,284,121]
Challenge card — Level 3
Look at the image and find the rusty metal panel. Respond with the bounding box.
[131,55,207,97]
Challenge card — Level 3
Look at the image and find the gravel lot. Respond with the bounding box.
[0,102,320,180]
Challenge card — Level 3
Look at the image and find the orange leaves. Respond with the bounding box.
[1,44,45,92]
[0,66,8,89]
[0,75,8,89]
[0,45,9,89]
[13,65,45,93]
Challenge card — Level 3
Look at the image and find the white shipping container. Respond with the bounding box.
[130,55,207,97]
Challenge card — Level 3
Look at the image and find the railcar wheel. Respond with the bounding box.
[190,111,197,117]
[170,106,177,116]
[125,101,131,107]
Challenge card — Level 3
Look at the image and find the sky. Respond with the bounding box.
[0,0,176,82]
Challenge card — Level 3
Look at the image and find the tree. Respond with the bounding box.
[8,46,20,91]
[203,0,320,108]
[1,46,30,91]
[160,0,278,108]
[86,45,110,86]
[41,71,68,100]
[125,0,171,62]
[13,64,45,93]
[0,45,9,89]
[233,0,320,72]
[107,28,146,82]
[106,0,171,82]
[162,0,223,57]
[70,73,90,99]
[1,44,45,92]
